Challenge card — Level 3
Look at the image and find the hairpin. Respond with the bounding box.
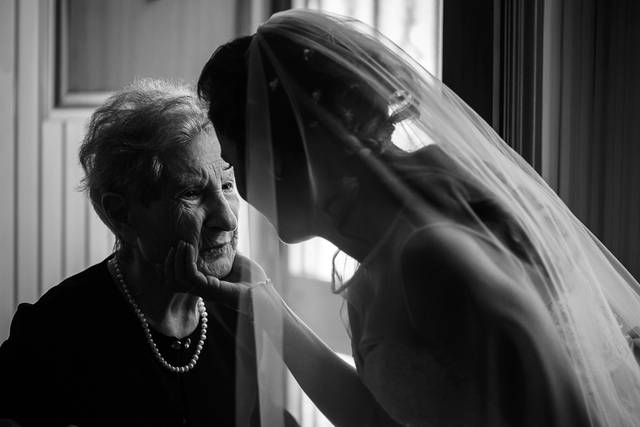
[269,78,279,92]
[311,90,322,104]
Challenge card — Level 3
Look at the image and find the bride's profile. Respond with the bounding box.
[192,8,640,426]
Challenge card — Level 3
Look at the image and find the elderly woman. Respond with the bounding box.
[0,79,267,426]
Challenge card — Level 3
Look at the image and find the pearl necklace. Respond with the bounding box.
[111,257,208,374]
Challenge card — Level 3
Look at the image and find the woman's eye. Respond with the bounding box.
[222,181,235,192]
[181,189,202,200]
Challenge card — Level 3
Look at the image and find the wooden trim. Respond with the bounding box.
[52,0,107,108]
[62,121,89,278]
[47,108,93,121]
[40,121,64,294]
[0,0,17,339]
[39,0,55,117]
[16,0,42,304]
[56,0,69,107]
[59,91,111,107]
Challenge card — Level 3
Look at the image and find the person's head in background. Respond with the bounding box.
[80,78,239,280]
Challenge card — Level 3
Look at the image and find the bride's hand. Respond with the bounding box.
[165,240,271,312]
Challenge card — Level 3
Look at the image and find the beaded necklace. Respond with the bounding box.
[111,257,208,373]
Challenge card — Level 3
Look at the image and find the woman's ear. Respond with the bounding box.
[101,192,136,244]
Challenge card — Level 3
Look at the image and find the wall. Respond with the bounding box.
[0,0,50,341]
[0,0,251,341]
[0,0,18,342]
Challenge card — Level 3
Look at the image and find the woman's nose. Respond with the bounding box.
[204,192,238,232]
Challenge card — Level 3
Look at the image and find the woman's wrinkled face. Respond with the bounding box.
[129,130,239,278]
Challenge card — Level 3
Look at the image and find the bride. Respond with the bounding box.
[188,9,640,426]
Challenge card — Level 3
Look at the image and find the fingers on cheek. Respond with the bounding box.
[186,243,197,265]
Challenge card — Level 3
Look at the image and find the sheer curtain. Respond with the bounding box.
[287,0,442,283]
[279,2,442,426]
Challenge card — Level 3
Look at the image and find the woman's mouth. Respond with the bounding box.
[199,242,231,258]
[196,241,235,277]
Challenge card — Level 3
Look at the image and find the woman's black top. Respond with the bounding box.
[0,257,261,427]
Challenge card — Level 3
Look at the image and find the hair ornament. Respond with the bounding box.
[311,90,322,104]
[342,108,354,124]
[303,48,313,61]
[388,89,418,123]
[269,77,280,92]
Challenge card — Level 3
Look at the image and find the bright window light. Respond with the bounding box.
[287,0,442,283]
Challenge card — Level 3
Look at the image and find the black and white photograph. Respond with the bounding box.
[1,0,640,426]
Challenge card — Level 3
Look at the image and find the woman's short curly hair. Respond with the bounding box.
[79,78,211,244]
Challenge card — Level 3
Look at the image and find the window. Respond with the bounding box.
[287,0,442,283]
[282,3,442,425]
[56,0,238,107]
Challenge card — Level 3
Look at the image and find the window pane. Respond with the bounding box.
[292,0,441,75]
[378,0,441,77]
[62,0,237,95]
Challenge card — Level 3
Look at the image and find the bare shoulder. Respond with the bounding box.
[400,224,591,426]
[401,223,507,289]
[401,222,541,321]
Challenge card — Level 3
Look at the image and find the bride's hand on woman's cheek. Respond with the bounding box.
[163,241,276,315]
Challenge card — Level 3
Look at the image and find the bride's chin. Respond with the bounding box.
[278,228,315,245]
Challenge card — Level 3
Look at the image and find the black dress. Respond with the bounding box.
[0,257,262,427]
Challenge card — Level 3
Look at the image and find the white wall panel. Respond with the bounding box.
[16,0,41,305]
[0,0,249,343]
[0,0,17,341]
[41,120,64,293]
[63,120,90,278]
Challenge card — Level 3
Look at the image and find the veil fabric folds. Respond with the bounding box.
[224,9,640,426]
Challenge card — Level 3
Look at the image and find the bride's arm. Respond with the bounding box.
[272,292,399,427]
[400,226,592,427]
[171,242,398,427]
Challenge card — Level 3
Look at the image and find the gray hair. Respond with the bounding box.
[79,78,211,247]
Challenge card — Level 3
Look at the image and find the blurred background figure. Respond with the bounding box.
[1,1,639,426]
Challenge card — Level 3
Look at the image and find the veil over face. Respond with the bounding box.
[199,9,640,426]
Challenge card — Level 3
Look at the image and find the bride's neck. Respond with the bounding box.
[316,188,402,263]
[114,251,201,339]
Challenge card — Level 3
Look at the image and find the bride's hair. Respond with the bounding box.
[198,32,397,155]
[198,26,539,272]
[198,12,640,422]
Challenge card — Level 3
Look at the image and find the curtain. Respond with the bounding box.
[444,0,640,279]
[541,0,640,279]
